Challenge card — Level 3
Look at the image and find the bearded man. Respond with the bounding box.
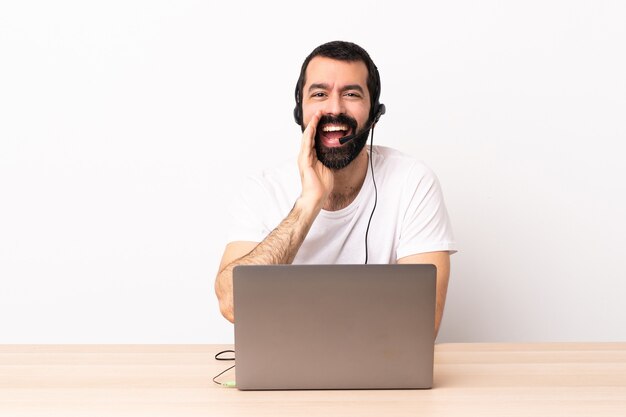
[214,41,456,337]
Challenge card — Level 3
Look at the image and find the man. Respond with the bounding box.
[215,41,456,337]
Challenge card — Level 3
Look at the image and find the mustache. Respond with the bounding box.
[316,114,358,132]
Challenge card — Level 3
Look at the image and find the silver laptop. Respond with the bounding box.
[233,264,436,390]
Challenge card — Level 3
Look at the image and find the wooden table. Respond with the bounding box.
[1,343,625,416]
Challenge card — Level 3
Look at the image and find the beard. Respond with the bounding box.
[313,114,370,170]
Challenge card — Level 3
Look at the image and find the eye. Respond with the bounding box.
[344,92,362,98]
[311,92,326,98]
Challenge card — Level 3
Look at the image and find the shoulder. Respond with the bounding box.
[371,145,438,184]
[243,157,299,190]
[236,158,300,209]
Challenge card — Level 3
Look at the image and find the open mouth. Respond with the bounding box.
[317,123,353,148]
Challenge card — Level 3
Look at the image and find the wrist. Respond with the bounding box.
[294,195,323,220]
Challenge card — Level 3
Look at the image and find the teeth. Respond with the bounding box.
[322,125,348,132]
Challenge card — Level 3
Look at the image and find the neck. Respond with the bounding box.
[323,147,370,211]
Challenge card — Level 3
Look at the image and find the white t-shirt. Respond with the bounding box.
[227,145,457,264]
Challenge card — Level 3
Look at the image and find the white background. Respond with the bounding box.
[1,1,625,343]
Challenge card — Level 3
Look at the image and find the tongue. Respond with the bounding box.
[323,131,346,141]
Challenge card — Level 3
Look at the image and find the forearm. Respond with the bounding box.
[215,199,320,322]
[242,201,317,265]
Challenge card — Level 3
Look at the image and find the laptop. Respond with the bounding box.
[233,264,436,390]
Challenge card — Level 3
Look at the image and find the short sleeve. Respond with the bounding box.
[396,164,457,259]
[226,175,273,244]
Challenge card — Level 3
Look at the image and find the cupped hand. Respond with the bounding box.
[297,110,334,212]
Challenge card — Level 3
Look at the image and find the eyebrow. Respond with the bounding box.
[307,83,365,94]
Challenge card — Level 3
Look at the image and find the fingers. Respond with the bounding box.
[301,110,322,154]
[298,111,322,169]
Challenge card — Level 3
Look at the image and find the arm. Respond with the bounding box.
[214,111,333,322]
[397,251,450,339]
[215,201,321,322]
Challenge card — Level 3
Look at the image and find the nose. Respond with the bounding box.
[325,92,345,116]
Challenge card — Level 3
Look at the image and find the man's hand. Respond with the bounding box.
[297,110,334,213]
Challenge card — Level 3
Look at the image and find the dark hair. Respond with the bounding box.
[293,41,381,126]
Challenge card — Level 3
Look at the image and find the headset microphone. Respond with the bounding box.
[338,104,386,145]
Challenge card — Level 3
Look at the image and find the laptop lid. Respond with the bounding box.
[233,264,436,390]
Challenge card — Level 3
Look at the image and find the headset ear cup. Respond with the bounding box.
[371,103,386,124]
[293,105,301,126]
[293,84,303,126]
[293,104,303,126]
[376,103,386,121]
